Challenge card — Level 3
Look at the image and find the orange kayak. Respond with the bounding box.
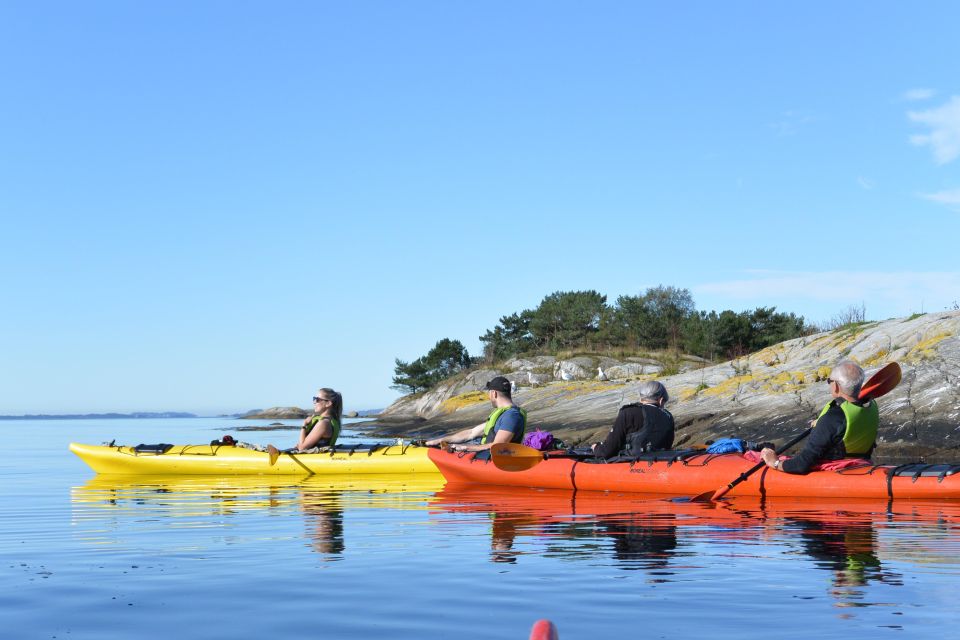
[427,448,960,500]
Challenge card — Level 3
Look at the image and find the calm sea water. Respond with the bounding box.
[2,418,959,639]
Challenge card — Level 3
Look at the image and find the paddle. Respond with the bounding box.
[489,443,598,471]
[689,429,812,502]
[490,443,548,472]
[267,444,281,466]
[691,361,902,502]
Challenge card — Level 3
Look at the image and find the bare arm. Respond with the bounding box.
[425,423,485,447]
[298,417,332,451]
[455,427,516,453]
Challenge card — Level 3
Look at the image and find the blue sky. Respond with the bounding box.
[2,2,958,414]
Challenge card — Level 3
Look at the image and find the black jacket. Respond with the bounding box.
[594,403,675,460]
[781,399,873,474]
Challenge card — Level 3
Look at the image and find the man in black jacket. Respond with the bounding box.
[592,380,675,460]
[760,360,879,474]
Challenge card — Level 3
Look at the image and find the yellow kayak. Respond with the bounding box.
[69,441,440,475]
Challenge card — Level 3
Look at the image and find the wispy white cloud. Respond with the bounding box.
[903,88,936,101]
[695,270,960,318]
[857,176,875,190]
[769,110,815,137]
[920,189,960,208]
[908,96,960,164]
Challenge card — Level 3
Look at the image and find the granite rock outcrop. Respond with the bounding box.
[370,311,960,463]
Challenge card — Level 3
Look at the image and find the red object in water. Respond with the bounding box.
[529,619,558,640]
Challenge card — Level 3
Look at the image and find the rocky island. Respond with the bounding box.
[365,311,960,463]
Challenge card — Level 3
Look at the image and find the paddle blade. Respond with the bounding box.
[710,486,732,501]
[689,490,716,503]
[267,445,280,466]
[859,362,902,401]
[490,443,544,472]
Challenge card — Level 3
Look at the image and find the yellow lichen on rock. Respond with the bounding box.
[762,370,808,393]
[440,391,489,413]
[753,346,785,367]
[679,387,700,401]
[905,332,951,363]
[814,366,832,381]
[702,374,754,398]
[805,334,832,348]
[829,331,861,353]
[555,381,623,397]
[862,349,889,367]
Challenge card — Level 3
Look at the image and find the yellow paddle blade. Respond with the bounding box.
[490,443,544,472]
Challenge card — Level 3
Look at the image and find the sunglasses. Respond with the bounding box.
[312,396,330,403]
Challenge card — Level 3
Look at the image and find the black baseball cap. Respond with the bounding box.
[485,376,512,393]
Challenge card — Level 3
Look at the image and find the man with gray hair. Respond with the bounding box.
[761,359,879,474]
[592,380,675,460]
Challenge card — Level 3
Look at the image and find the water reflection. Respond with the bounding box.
[300,488,345,556]
[729,497,960,611]
[597,513,677,573]
[431,484,693,573]
[71,474,445,557]
[787,509,896,606]
[72,474,960,598]
[429,483,960,596]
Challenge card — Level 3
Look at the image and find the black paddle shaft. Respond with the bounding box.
[718,427,812,494]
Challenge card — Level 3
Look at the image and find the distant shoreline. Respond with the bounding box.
[0,412,202,420]
[0,410,383,420]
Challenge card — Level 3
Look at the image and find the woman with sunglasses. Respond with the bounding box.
[242,388,344,459]
[296,388,344,451]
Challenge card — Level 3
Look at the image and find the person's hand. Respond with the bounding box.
[303,416,313,428]
[760,447,778,466]
[425,438,440,447]
[590,443,597,451]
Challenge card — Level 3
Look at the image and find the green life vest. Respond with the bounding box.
[817,399,879,456]
[481,406,527,445]
[305,415,341,447]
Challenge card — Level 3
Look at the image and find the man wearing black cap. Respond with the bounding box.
[425,376,527,452]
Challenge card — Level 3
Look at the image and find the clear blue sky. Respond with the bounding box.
[2,2,958,415]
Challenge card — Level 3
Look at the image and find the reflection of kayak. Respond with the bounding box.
[428,448,960,499]
[77,473,446,495]
[70,474,446,554]
[70,442,440,475]
[72,473,446,513]
[432,482,960,525]
[433,483,960,579]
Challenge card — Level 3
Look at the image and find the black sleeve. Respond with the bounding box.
[781,408,845,474]
[594,409,631,459]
